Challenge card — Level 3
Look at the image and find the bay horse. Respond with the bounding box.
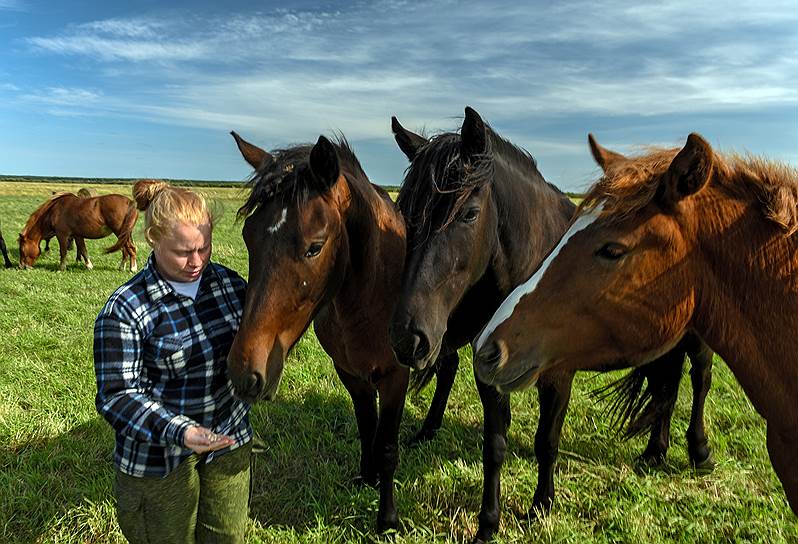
[226,131,409,532]
[473,132,798,516]
[18,192,138,271]
[389,108,714,543]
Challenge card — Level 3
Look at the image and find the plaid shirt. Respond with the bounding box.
[94,254,252,477]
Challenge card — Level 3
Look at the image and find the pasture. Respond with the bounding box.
[0,181,794,543]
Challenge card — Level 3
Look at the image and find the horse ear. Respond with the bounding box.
[461,106,488,159]
[588,133,627,171]
[231,130,273,170]
[658,133,713,207]
[391,116,427,161]
[309,135,341,192]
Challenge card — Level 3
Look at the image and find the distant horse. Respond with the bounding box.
[42,188,94,253]
[473,132,798,516]
[389,108,714,543]
[0,226,13,268]
[19,193,138,271]
[226,131,409,532]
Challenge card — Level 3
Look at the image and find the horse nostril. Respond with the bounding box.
[477,341,503,369]
[410,329,429,360]
[246,371,264,399]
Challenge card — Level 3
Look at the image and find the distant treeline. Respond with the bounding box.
[0,175,583,199]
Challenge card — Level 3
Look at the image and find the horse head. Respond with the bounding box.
[227,132,352,402]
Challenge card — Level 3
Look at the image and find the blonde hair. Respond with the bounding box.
[132,179,217,247]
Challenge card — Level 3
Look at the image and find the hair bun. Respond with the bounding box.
[132,179,169,211]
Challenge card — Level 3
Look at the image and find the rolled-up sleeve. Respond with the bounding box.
[94,313,196,447]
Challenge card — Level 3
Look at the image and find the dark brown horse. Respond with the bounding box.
[473,132,798,516]
[0,226,13,268]
[226,131,409,532]
[389,108,714,543]
[19,193,138,271]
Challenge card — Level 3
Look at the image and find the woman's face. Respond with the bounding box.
[154,221,212,282]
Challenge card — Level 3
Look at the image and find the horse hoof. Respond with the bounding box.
[691,453,716,473]
[524,500,552,520]
[637,450,666,467]
[407,427,438,447]
[376,514,399,534]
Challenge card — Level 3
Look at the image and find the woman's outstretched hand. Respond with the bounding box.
[184,425,236,454]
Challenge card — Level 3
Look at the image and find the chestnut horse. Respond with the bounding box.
[19,192,138,271]
[226,132,409,532]
[473,132,798,516]
[389,108,715,543]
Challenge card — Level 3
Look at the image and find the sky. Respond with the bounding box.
[1,0,797,192]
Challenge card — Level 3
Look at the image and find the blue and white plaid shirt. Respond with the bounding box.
[94,254,252,477]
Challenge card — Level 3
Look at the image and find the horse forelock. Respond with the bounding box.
[580,146,798,234]
[237,135,366,221]
[397,132,494,246]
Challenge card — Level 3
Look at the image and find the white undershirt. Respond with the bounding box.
[167,275,202,300]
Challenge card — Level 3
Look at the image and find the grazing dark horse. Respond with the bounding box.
[0,226,13,268]
[19,193,138,271]
[389,107,714,543]
[226,131,409,532]
[473,132,798,516]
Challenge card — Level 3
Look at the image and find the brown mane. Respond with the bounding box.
[21,193,74,236]
[580,147,798,234]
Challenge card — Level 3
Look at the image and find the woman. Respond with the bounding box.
[94,180,251,543]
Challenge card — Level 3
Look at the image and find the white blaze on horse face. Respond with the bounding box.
[268,208,288,234]
[474,204,604,351]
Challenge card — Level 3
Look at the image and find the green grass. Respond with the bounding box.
[0,181,794,543]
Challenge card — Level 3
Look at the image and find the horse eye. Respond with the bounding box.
[304,242,324,259]
[595,242,627,261]
[460,207,480,224]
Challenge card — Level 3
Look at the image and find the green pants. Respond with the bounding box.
[114,441,252,544]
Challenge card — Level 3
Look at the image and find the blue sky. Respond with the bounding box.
[1,0,797,191]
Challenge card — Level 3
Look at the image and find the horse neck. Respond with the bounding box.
[332,173,404,308]
[491,155,576,291]
[690,186,798,425]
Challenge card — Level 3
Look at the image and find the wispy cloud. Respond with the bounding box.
[13,0,798,184]
[0,0,24,11]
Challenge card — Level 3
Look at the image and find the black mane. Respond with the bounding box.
[397,123,549,245]
[238,135,367,219]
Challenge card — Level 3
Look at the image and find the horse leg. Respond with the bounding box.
[75,237,92,269]
[57,234,69,271]
[67,236,74,251]
[529,369,574,516]
[473,375,511,544]
[334,365,378,486]
[374,367,410,532]
[684,335,714,470]
[0,235,12,268]
[766,425,798,516]
[637,347,685,465]
[411,351,459,445]
[128,241,138,273]
[44,238,50,252]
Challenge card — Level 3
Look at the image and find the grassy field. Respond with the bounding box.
[0,181,794,543]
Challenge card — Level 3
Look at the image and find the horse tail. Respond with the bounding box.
[591,353,685,439]
[408,364,438,395]
[105,200,139,254]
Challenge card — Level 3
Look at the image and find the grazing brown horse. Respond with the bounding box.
[390,108,714,543]
[226,131,409,532]
[473,132,798,516]
[19,192,138,271]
